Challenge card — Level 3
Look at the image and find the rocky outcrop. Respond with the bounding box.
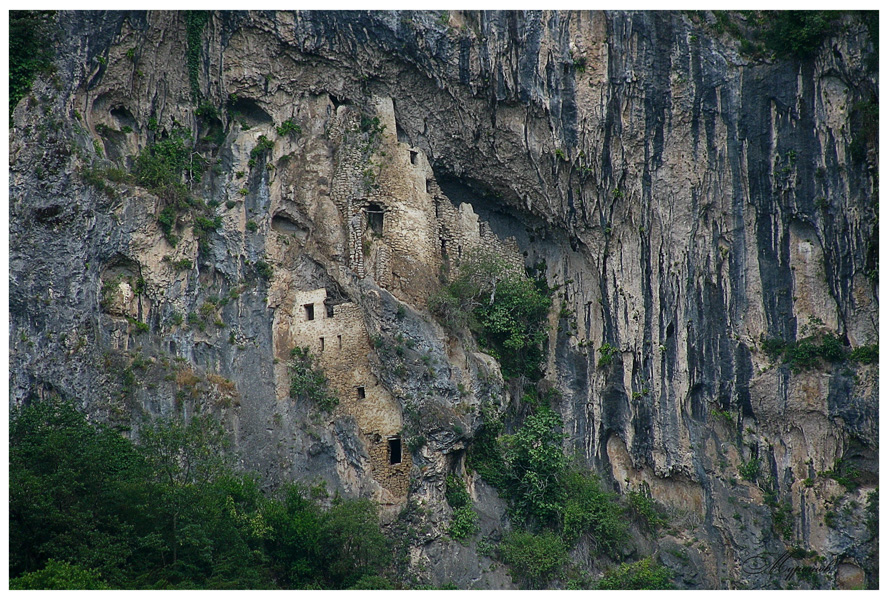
[9,10,877,589]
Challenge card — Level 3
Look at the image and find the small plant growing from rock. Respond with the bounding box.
[597,342,618,368]
[276,119,301,137]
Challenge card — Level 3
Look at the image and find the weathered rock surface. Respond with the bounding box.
[9,10,878,589]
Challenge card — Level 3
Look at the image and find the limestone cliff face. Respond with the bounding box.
[9,10,878,589]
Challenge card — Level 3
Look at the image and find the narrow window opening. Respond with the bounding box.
[357,386,366,399]
[326,304,335,318]
[409,150,418,165]
[304,303,315,321]
[319,337,325,351]
[388,437,402,465]
[337,334,342,349]
[441,239,448,259]
[366,202,384,235]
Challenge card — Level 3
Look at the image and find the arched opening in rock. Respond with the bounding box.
[226,96,273,128]
[110,106,137,131]
[271,214,308,241]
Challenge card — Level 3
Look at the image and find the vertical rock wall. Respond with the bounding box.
[9,10,877,589]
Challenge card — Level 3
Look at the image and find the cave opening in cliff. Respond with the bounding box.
[365,202,384,235]
[388,436,402,465]
[435,171,534,249]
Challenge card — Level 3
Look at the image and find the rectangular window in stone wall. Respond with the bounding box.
[366,203,384,235]
[319,337,325,351]
[388,436,402,465]
[357,386,365,399]
[304,303,315,320]
[338,334,342,349]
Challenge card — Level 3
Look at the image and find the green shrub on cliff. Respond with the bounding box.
[288,346,338,411]
[596,557,674,590]
[761,11,837,58]
[499,530,569,589]
[431,250,552,380]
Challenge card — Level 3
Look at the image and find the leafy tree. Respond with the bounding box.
[9,397,145,583]
[561,470,627,556]
[320,498,391,587]
[10,559,109,590]
[431,249,552,379]
[9,400,395,589]
[501,406,568,526]
[139,413,231,486]
[262,484,328,588]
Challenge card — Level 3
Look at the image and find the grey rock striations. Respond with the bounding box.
[9,10,878,589]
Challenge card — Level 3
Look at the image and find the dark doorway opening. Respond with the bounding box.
[388,437,402,465]
[357,386,365,399]
[304,303,315,320]
[366,202,384,235]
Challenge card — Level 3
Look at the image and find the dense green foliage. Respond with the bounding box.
[626,490,669,532]
[761,11,837,58]
[470,405,626,544]
[134,128,204,203]
[9,11,56,120]
[444,475,479,541]
[445,473,471,509]
[499,530,569,589]
[596,557,674,590]
[850,343,878,365]
[9,399,395,589]
[10,560,110,590]
[431,250,552,379]
[760,333,871,372]
[289,346,338,411]
[561,471,627,556]
[501,407,569,525]
[466,403,639,586]
[597,342,618,368]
